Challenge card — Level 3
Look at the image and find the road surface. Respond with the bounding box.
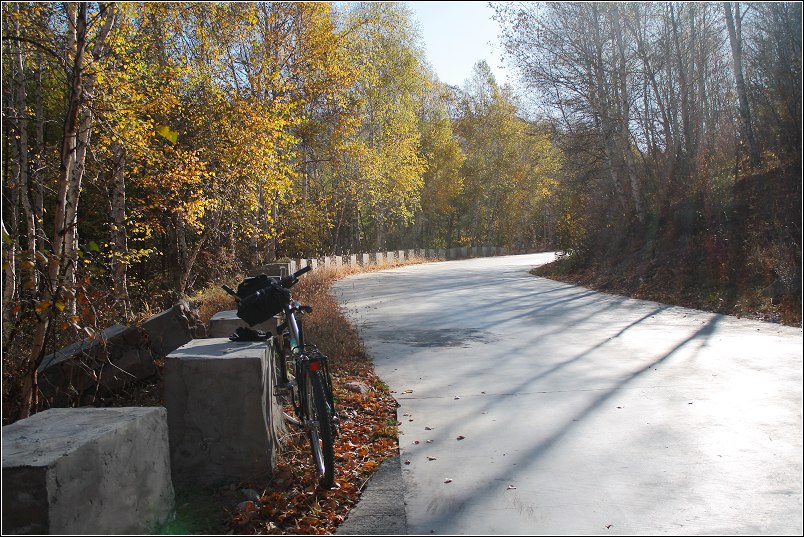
[332,253,803,535]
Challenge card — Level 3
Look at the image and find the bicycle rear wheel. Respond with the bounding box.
[305,369,336,488]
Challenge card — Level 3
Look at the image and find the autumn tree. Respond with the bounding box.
[723,2,761,168]
[2,2,119,419]
[495,3,738,247]
[742,2,802,166]
[267,2,364,258]
[452,61,560,249]
[338,2,428,251]
[495,0,801,321]
[412,72,466,249]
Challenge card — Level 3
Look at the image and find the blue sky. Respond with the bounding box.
[405,1,511,87]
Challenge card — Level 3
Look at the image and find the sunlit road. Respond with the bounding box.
[332,253,803,535]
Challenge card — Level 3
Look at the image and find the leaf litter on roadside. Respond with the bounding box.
[225,359,399,534]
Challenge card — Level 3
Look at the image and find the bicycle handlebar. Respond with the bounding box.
[276,265,312,289]
[221,265,312,302]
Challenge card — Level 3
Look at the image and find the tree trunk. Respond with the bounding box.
[375,218,383,252]
[723,2,761,167]
[3,12,21,326]
[670,4,694,162]
[178,208,220,297]
[20,2,117,420]
[611,5,645,223]
[26,2,89,421]
[34,56,46,256]
[174,216,189,295]
[589,4,630,218]
[109,141,131,317]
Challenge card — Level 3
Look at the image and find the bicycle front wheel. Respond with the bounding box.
[305,369,336,488]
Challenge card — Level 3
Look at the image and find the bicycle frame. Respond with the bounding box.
[284,300,304,352]
[277,300,331,419]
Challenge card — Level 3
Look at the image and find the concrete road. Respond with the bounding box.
[332,253,803,535]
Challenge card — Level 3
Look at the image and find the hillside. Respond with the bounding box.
[535,165,802,327]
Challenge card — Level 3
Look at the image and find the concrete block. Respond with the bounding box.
[2,407,174,535]
[38,325,156,407]
[164,338,284,488]
[142,301,206,357]
[208,310,278,338]
[248,263,290,277]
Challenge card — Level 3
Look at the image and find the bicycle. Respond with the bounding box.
[223,265,338,489]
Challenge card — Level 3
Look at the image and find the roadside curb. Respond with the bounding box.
[336,455,407,535]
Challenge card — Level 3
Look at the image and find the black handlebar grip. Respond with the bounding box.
[222,284,239,300]
[293,265,312,278]
[277,264,313,289]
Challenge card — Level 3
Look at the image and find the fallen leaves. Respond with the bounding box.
[224,357,400,534]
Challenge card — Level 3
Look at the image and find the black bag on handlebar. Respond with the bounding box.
[235,275,290,326]
[236,274,274,298]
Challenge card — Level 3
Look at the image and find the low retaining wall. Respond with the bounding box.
[141,301,206,355]
[4,245,520,533]
[2,407,174,535]
[257,245,510,275]
[37,325,156,408]
[37,301,205,408]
